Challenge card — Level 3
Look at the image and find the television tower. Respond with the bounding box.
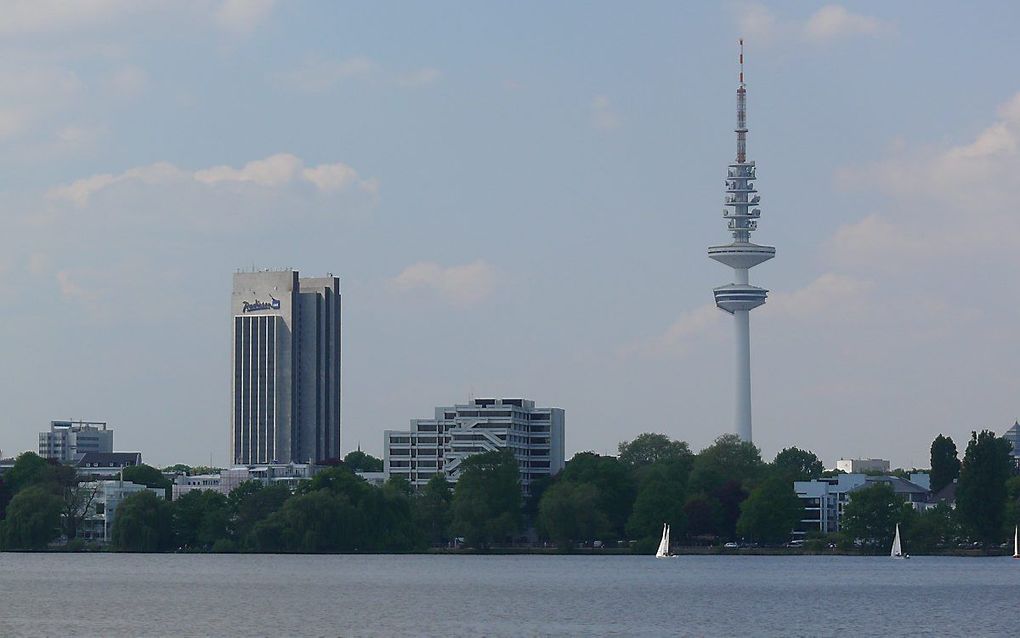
[708,39,775,443]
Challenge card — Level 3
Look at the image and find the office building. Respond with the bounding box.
[171,463,319,500]
[793,474,931,538]
[39,420,113,463]
[384,397,565,495]
[231,269,341,465]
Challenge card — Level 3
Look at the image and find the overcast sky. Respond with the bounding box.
[1,1,1018,469]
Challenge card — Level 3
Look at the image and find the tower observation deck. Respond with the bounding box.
[707,40,775,443]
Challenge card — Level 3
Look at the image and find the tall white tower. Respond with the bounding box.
[708,40,775,443]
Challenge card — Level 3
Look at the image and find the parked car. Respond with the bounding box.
[723,542,739,549]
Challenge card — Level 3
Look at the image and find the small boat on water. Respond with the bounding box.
[655,523,675,559]
[890,523,909,559]
[1013,526,1018,559]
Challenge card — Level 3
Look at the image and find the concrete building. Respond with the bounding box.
[835,458,890,474]
[231,269,341,465]
[384,398,565,495]
[793,473,931,538]
[1005,421,1020,471]
[707,41,776,444]
[78,480,165,543]
[39,420,113,463]
[75,452,142,479]
[171,463,319,500]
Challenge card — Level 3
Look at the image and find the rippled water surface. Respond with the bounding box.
[1,553,1017,637]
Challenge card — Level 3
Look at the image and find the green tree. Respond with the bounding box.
[450,450,522,548]
[122,464,173,499]
[683,495,721,539]
[841,482,906,550]
[903,502,957,553]
[3,452,52,495]
[1005,476,1020,535]
[736,477,802,544]
[559,453,636,540]
[229,481,292,548]
[172,490,230,550]
[343,450,383,472]
[771,447,823,482]
[414,474,453,546]
[956,430,1012,545]
[1,485,63,549]
[689,434,764,495]
[929,434,961,493]
[618,433,693,467]
[625,460,688,545]
[111,491,173,551]
[538,482,608,551]
[162,464,192,474]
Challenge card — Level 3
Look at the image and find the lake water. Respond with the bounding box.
[1,553,1017,637]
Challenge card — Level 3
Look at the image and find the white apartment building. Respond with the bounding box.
[39,420,113,463]
[384,398,565,495]
[793,473,932,538]
[171,463,318,500]
[835,458,890,474]
[78,480,165,543]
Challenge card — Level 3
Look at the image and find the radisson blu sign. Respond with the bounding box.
[242,297,281,313]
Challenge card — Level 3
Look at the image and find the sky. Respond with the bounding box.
[0,1,1018,470]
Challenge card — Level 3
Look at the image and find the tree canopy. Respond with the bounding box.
[956,430,1012,545]
[450,450,522,548]
[929,434,961,494]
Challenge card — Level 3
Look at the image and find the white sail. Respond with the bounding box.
[1014,525,1018,559]
[655,523,669,558]
[890,523,903,558]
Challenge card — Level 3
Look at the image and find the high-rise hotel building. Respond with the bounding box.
[231,270,341,465]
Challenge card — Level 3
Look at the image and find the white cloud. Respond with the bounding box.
[734,3,893,45]
[590,95,621,131]
[105,65,148,97]
[397,67,442,88]
[390,260,497,305]
[271,57,378,92]
[48,153,379,205]
[832,91,1020,268]
[804,5,892,42]
[214,0,276,33]
[0,0,135,35]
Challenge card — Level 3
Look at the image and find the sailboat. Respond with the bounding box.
[655,523,675,558]
[890,522,909,559]
[1013,526,1018,559]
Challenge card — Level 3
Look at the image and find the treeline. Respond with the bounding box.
[1,430,1017,553]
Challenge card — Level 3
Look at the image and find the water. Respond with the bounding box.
[1,553,1017,637]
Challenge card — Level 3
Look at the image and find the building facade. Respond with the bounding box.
[384,398,565,495]
[171,463,319,500]
[231,270,341,465]
[78,480,165,543]
[835,458,890,474]
[793,473,931,538]
[39,420,113,463]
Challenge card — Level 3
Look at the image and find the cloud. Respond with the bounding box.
[390,261,497,305]
[590,95,621,131]
[397,67,442,88]
[831,91,1020,268]
[623,303,722,358]
[0,0,135,35]
[804,5,892,42]
[48,153,379,205]
[734,3,894,45]
[272,58,443,92]
[271,56,379,92]
[105,65,148,97]
[215,0,276,33]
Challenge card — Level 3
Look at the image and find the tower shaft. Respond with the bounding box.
[707,39,774,443]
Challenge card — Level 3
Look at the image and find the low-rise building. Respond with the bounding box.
[384,397,565,495]
[76,452,143,479]
[793,473,932,538]
[835,458,890,474]
[171,463,318,499]
[78,480,165,543]
[40,420,113,463]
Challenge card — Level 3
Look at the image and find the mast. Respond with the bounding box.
[708,39,776,443]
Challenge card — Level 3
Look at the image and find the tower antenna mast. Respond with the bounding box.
[706,39,776,443]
